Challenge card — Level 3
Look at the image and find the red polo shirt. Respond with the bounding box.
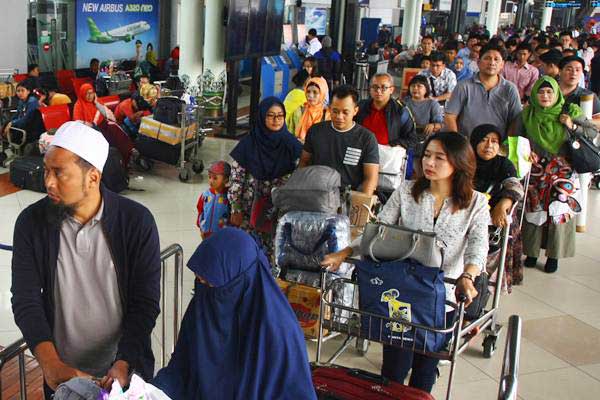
[361,104,389,145]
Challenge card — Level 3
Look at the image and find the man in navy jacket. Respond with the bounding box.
[11,122,160,397]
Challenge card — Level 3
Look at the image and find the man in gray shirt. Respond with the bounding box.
[445,44,522,137]
[11,122,161,397]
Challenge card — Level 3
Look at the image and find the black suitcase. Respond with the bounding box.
[9,156,46,193]
[153,97,183,126]
[102,147,129,193]
[135,135,182,166]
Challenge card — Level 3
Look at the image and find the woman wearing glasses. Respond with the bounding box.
[228,97,303,260]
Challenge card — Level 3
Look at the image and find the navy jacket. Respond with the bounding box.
[11,187,161,380]
[357,97,418,150]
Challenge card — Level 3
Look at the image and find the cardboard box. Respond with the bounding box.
[276,278,330,339]
[139,115,197,146]
[349,191,378,240]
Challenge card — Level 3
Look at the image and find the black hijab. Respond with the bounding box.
[470,124,517,195]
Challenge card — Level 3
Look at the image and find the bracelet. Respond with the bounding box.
[458,272,475,284]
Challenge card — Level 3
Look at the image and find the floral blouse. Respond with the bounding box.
[353,180,491,303]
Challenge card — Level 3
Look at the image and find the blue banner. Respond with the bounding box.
[76,0,159,68]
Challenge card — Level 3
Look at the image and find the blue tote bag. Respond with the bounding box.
[355,258,447,353]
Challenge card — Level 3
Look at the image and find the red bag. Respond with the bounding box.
[312,366,435,400]
[250,194,274,233]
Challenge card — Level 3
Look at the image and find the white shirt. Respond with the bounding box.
[307,37,322,56]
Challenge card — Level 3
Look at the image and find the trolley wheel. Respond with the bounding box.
[137,157,153,172]
[178,167,191,182]
[192,160,204,174]
[482,335,497,359]
[355,338,370,356]
[596,179,600,190]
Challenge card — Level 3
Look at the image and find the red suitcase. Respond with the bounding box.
[312,366,435,400]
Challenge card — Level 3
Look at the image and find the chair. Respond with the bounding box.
[400,68,422,98]
[97,95,120,111]
[56,69,76,98]
[13,73,28,83]
[71,77,94,97]
[0,110,44,167]
[39,104,71,131]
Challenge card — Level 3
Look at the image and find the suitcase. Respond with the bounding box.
[312,366,435,400]
[9,156,46,193]
[153,96,184,126]
[102,147,129,193]
[135,134,182,166]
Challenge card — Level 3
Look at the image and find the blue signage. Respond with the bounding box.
[544,0,582,8]
[76,0,159,68]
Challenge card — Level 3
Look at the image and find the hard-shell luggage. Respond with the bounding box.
[275,211,351,273]
[102,147,129,193]
[9,156,46,193]
[135,135,182,166]
[153,96,183,126]
[312,365,435,400]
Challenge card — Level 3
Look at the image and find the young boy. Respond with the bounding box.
[196,161,231,239]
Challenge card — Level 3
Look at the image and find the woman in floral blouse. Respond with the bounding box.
[228,97,303,259]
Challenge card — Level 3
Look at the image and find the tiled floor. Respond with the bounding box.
[1,137,599,399]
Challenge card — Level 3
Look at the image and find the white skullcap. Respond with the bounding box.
[50,121,109,172]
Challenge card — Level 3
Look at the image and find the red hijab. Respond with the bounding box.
[74,83,101,124]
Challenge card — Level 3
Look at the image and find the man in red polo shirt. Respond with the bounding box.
[356,73,417,149]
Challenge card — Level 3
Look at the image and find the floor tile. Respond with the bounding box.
[432,377,500,400]
[496,288,564,322]
[578,363,600,381]
[516,276,600,315]
[518,367,600,400]
[522,315,600,366]
[566,273,600,293]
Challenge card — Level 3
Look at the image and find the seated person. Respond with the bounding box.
[283,69,309,128]
[24,63,42,90]
[114,92,152,136]
[2,80,44,145]
[11,122,161,397]
[73,83,115,127]
[45,85,72,106]
[152,228,316,400]
[417,51,457,104]
[139,83,159,108]
[453,56,473,82]
[288,76,330,141]
[299,85,379,195]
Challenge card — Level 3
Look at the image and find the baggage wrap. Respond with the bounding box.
[9,156,46,193]
[139,115,197,146]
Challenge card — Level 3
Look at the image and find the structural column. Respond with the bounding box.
[485,0,502,37]
[540,6,552,30]
[170,0,181,50]
[412,0,424,48]
[178,0,204,81]
[402,0,416,49]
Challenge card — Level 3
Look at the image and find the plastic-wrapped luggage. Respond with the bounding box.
[275,211,351,274]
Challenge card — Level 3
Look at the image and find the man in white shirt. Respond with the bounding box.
[304,28,322,56]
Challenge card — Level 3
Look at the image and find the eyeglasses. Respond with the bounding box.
[370,85,392,92]
[266,113,285,120]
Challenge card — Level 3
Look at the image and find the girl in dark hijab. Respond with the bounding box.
[471,124,524,288]
[152,228,316,400]
[229,97,303,260]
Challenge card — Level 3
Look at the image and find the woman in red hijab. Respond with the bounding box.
[73,83,115,126]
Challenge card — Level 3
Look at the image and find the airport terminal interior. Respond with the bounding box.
[1,0,600,399]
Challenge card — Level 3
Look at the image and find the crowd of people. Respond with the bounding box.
[7,22,600,400]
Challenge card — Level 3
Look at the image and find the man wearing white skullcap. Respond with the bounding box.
[11,121,161,397]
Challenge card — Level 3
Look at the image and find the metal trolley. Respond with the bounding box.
[136,102,210,183]
[314,213,514,400]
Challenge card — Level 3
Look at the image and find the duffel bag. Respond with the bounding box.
[378,144,406,191]
[355,258,447,353]
[272,165,341,214]
[153,96,183,126]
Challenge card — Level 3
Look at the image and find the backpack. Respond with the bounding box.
[153,96,183,126]
[102,147,129,193]
[272,165,341,214]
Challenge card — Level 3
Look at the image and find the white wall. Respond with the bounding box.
[0,0,28,73]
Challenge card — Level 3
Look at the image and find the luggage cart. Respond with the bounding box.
[314,215,513,400]
[136,102,209,182]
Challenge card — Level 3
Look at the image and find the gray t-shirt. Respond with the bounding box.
[403,97,444,127]
[53,201,123,377]
[445,74,522,137]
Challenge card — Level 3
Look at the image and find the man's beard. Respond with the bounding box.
[46,200,76,227]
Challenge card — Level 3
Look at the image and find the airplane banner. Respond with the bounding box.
[75,0,159,68]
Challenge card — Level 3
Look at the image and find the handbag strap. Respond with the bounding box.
[368,224,420,263]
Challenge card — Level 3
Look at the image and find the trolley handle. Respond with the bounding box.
[347,368,390,386]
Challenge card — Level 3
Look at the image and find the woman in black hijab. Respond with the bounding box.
[470,124,525,289]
